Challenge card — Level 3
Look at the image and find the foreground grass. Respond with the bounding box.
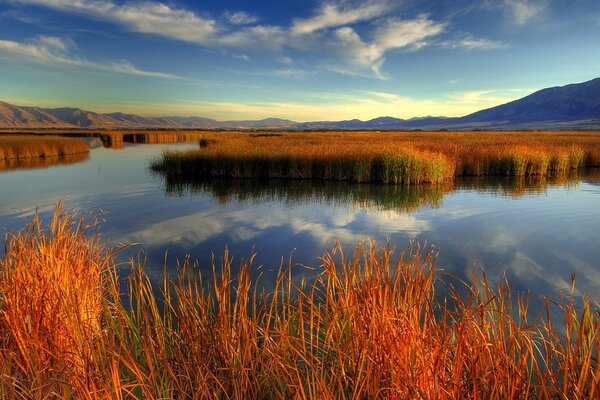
[0,135,89,160]
[150,131,600,184]
[1,206,599,399]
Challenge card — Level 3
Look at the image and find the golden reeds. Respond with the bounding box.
[150,131,600,184]
[1,205,599,398]
[0,135,89,160]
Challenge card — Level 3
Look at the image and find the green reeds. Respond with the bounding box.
[1,206,599,398]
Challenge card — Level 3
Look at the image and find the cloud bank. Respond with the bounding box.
[14,0,505,78]
[0,35,181,79]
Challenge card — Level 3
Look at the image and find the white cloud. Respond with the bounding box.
[273,69,316,79]
[322,16,446,77]
[503,0,547,25]
[217,25,287,51]
[291,2,391,35]
[278,56,294,65]
[444,89,523,106]
[440,35,507,50]
[0,35,181,79]
[224,11,259,25]
[12,0,505,79]
[16,0,217,43]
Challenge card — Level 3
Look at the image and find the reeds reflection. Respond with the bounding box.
[0,152,89,172]
[153,170,597,213]
[98,132,207,148]
[160,175,448,212]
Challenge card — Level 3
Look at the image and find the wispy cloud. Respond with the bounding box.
[272,68,316,79]
[291,1,392,35]
[12,0,505,79]
[503,0,547,25]
[218,25,287,51]
[440,35,507,50]
[224,11,259,25]
[444,89,525,105]
[320,16,446,77]
[0,35,181,79]
[16,0,217,43]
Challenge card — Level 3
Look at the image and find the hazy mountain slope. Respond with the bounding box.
[461,78,600,124]
[0,101,73,128]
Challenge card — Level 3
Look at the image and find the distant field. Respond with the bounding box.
[150,131,600,184]
[0,135,89,160]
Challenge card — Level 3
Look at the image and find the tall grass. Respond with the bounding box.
[0,135,89,160]
[150,131,599,184]
[1,205,599,398]
[152,148,453,185]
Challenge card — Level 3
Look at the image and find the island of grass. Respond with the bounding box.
[150,131,600,185]
[0,135,89,160]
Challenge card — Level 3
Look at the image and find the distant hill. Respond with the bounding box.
[461,78,600,125]
[0,101,71,128]
[1,78,599,130]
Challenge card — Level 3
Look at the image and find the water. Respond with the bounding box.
[1,143,599,307]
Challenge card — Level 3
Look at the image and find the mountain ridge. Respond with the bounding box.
[1,78,599,130]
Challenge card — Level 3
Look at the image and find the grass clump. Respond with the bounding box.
[151,148,454,185]
[150,131,600,184]
[0,135,89,160]
[1,205,600,398]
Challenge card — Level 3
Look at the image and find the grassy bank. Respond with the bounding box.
[150,131,600,184]
[0,135,89,160]
[1,206,599,398]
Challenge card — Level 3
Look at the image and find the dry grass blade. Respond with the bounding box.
[1,204,599,398]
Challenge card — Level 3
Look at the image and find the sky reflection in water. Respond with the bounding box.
[1,144,599,310]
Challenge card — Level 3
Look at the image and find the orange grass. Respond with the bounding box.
[1,205,599,398]
[150,131,600,184]
[0,135,89,160]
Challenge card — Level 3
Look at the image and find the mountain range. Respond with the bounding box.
[1,78,599,130]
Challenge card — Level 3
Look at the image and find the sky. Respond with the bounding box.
[0,0,599,121]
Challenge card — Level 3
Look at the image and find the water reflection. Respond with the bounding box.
[0,143,597,320]
[153,170,593,211]
[160,175,449,212]
[145,170,600,303]
[0,152,89,172]
[81,132,205,149]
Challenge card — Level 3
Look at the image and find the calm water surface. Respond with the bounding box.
[1,143,599,308]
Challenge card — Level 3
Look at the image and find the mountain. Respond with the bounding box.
[461,78,600,125]
[1,78,599,130]
[0,101,71,128]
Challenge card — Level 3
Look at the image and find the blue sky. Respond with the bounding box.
[0,0,599,121]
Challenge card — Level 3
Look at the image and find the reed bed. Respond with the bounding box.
[0,135,89,160]
[150,131,600,184]
[1,205,599,399]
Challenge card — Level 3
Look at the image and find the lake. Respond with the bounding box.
[1,142,599,309]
